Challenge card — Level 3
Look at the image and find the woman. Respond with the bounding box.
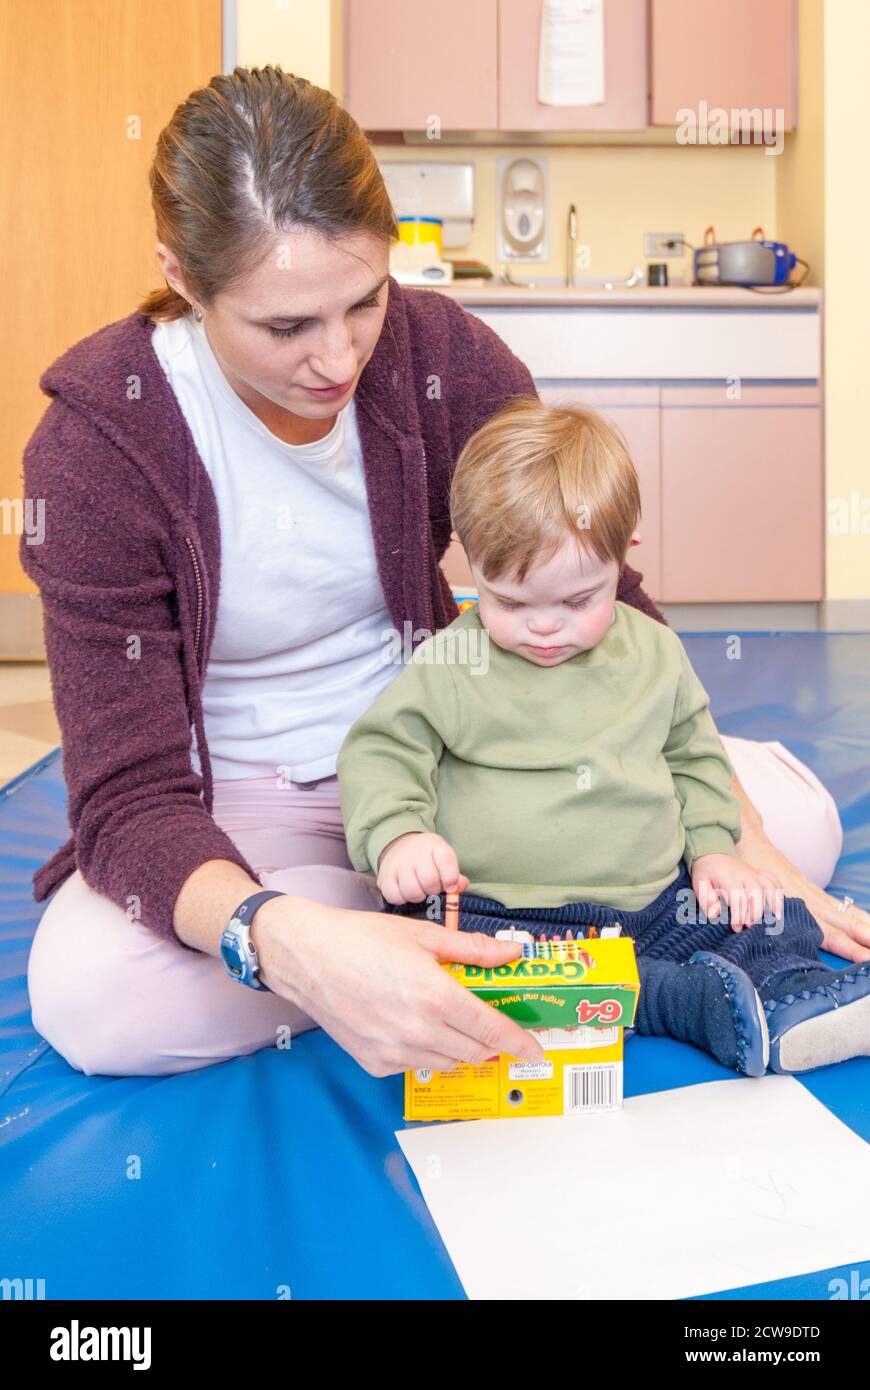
[21,66,869,1077]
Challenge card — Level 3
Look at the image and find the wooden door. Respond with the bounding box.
[1,0,222,657]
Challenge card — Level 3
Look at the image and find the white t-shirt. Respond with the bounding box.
[151,314,400,781]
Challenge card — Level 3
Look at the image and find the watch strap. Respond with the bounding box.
[224,890,287,989]
[232,889,286,927]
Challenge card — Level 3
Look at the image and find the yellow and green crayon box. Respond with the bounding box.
[404,937,640,1121]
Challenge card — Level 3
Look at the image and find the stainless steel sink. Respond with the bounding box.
[498,267,650,291]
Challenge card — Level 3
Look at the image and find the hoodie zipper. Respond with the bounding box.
[183,535,203,666]
[419,437,436,633]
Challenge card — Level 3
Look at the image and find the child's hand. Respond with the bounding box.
[376,831,470,907]
[691,853,784,931]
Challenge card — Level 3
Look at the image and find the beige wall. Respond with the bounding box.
[237,0,338,89]
[821,0,870,605]
[776,0,824,289]
[373,142,775,285]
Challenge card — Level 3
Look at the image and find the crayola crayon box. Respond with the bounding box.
[404,936,639,1121]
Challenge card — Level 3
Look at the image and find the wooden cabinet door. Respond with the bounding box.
[651,0,797,130]
[442,386,662,602]
[343,0,499,130]
[660,387,822,602]
[498,0,649,131]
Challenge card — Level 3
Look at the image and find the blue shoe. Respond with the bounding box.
[762,962,870,1073]
[634,952,768,1075]
[686,951,770,1076]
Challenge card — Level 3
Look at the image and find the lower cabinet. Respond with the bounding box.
[441,383,823,607]
[659,386,823,602]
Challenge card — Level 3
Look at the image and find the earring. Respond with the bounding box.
[193,307,203,322]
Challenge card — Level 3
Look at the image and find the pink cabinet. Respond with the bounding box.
[442,381,822,606]
[660,386,822,602]
[346,0,797,135]
[343,0,498,131]
[651,0,797,130]
[441,386,662,602]
[498,0,649,131]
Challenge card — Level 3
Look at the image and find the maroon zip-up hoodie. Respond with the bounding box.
[19,277,667,947]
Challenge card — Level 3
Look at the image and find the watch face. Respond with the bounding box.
[220,932,245,979]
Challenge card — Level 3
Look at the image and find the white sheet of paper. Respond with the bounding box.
[396,1076,870,1300]
[538,0,606,107]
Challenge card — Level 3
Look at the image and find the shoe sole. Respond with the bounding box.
[753,988,771,1073]
[770,991,870,1073]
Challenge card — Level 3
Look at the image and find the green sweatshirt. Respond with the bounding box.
[336,601,741,911]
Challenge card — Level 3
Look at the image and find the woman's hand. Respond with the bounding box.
[376,830,469,907]
[250,893,544,1077]
[733,823,870,962]
[724,756,870,960]
[690,852,784,929]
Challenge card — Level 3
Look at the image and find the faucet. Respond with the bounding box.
[603,266,645,290]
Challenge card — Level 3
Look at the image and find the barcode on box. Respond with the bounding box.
[564,1062,622,1113]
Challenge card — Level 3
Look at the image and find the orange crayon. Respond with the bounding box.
[445,889,459,931]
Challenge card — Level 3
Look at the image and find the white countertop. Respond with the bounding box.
[426,282,822,378]
[423,282,822,309]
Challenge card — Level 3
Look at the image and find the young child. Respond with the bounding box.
[336,397,870,1077]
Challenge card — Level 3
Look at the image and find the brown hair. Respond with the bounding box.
[449,396,642,584]
[138,65,399,322]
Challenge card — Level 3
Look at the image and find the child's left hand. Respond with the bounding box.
[690,853,784,931]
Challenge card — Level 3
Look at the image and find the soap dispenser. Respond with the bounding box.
[497,156,548,261]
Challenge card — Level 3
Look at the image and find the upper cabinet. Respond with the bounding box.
[651,0,797,130]
[344,0,797,135]
[498,0,648,132]
[343,0,499,130]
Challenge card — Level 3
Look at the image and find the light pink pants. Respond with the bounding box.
[26,736,844,1077]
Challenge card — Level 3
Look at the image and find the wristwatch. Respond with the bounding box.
[220,890,286,990]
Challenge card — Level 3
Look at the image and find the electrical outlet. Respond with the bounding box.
[643,232,685,258]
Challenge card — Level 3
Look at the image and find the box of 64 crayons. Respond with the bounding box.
[404,931,640,1121]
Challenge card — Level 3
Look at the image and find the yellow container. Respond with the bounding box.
[397,216,443,256]
[405,1027,625,1121]
[404,938,639,1121]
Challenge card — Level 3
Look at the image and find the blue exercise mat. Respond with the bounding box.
[2,633,869,1299]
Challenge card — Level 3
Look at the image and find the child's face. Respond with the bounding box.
[472,532,624,666]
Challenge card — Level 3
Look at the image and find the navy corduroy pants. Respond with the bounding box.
[383,862,833,1023]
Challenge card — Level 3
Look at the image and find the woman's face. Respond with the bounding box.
[156,227,390,422]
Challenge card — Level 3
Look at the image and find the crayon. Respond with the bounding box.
[445,889,459,931]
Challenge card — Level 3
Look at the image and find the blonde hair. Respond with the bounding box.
[138,65,398,322]
[449,396,642,584]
